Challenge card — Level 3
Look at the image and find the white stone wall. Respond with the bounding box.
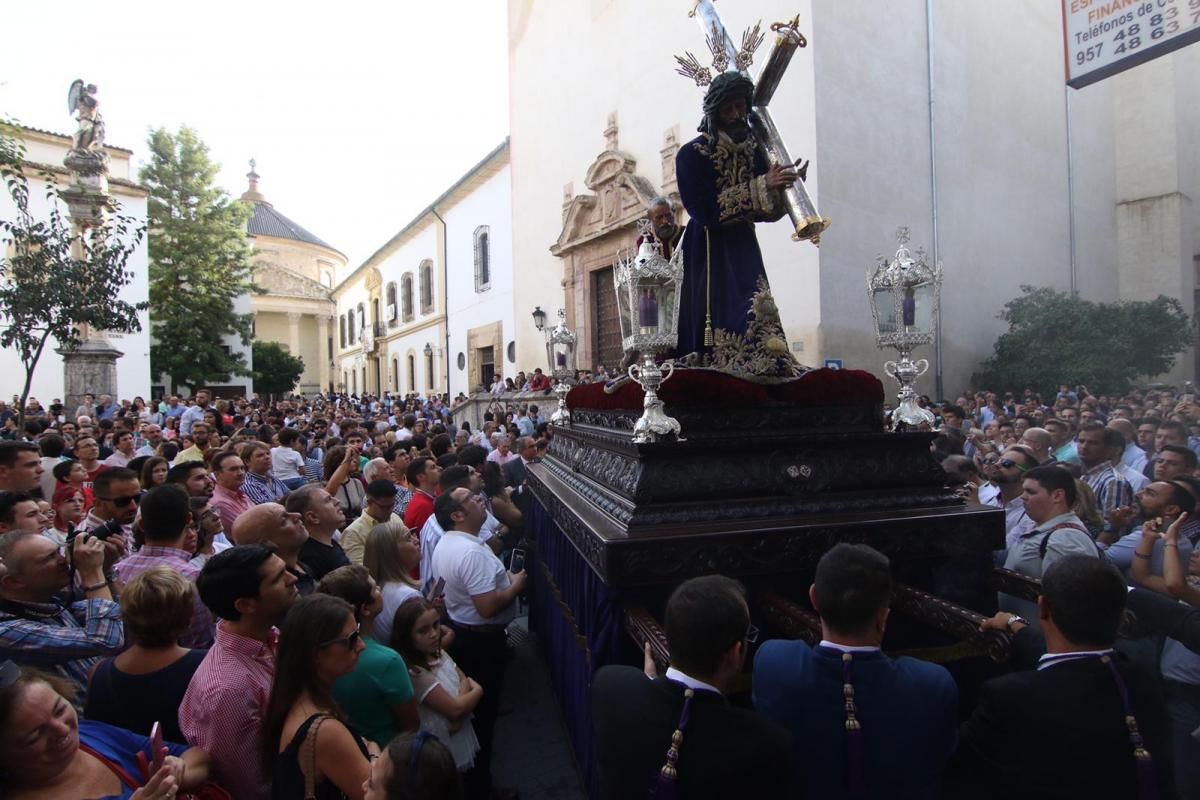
[443,163,516,396]
[0,133,151,404]
[508,0,1198,394]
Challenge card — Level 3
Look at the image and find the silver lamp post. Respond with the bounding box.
[868,227,943,430]
[614,220,685,443]
[536,309,577,426]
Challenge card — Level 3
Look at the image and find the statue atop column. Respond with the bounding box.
[58,79,123,410]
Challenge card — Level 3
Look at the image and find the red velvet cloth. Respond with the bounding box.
[565,368,883,411]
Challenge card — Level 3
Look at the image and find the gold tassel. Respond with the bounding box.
[703,226,714,347]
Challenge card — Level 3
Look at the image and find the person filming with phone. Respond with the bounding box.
[429,487,526,800]
[0,529,122,702]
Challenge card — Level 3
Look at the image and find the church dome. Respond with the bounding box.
[241,160,343,256]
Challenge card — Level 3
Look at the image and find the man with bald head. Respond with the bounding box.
[231,502,316,596]
[1107,418,1148,473]
[1018,428,1055,465]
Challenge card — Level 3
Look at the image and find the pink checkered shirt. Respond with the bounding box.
[180,623,278,800]
[113,545,214,648]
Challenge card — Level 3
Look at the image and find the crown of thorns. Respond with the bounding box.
[674,20,764,86]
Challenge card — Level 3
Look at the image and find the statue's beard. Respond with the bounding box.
[654,223,678,242]
[721,118,750,142]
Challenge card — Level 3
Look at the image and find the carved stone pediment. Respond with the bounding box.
[551,149,658,257]
[254,262,333,301]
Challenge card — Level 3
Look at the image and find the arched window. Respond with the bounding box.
[425,350,434,390]
[407,354,415,392]
[473,225,491,292]
[401,274,414,322]
[339,315,347,348]
[385,282,398,326]
[392,358,399,392]
[419,260,433,314]
[347,312,355,345]
[357,303,365,333]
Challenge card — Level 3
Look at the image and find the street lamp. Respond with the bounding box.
[539,309,577,426]
[423,342,433,357]
[614,220,685,443]
[868,227,942,430]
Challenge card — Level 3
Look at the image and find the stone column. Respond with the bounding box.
[287,312,302,358]
[317,315,331,392]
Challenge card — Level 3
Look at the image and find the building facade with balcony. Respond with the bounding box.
[333,141,511,399]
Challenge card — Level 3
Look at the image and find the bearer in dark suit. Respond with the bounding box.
[592,575,791,800]
[753,543,958,799]
[951,555,1174,799]
[502,436,537,519]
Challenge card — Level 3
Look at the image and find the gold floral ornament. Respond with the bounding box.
[707,278,808,380]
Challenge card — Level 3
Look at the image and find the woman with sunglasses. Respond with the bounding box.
[262,593,375,800]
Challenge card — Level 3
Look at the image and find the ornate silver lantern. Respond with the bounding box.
[614,220,685,443]
[538,309,577,426]
[868,227,942,430]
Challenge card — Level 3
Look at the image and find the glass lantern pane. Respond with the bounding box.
[872,287,898,335]
[552,341,573,371]
[615,279,634,341]
[906,283,935,332]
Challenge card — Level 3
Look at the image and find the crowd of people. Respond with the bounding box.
[0,388,547,800]
[590,381,1200,799]
[2,380,1200,798]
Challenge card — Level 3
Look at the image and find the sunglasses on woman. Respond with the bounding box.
[319,624,362,650]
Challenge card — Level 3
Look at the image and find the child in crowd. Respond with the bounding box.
[391,598,482,774]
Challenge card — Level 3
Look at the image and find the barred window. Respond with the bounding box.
[402,275,414,322]
[473,226,491,293]
[419,260,433,313]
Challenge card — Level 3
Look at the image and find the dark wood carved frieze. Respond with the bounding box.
[892,583,1011,664]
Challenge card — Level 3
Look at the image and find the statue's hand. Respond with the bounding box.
[765,164,797,190]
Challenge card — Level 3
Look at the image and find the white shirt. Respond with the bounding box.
[663,667,721,695]
[1037,648,1114,671]
[270,446,305,481]
[431,530,514,626]
[817,640,882,654]
[372,580,422,643]
[419,506,497,584]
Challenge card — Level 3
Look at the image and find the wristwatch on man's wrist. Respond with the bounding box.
[1006,614,1026,631]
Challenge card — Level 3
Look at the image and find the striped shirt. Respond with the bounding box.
[0,597,123,702]
[242,470,289,506]
[180,623,278,800]
[1083,462,1133,536]
[112,545,214,648]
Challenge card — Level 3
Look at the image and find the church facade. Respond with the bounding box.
[241,165,344,395]
[507,0,1199,395]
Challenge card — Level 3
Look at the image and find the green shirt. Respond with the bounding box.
[333,637,415,747]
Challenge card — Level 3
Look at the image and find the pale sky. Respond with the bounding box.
[0,0,510,266]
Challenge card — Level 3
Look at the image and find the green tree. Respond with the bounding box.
[972,285,1192,395]
[140,126,256,394]
[0,120,147,431]
[252,340,304,399]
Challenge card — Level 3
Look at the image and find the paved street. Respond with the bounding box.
[493,617,587,799]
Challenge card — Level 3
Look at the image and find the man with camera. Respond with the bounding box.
[80,467,138,565]
[0,528,123,701]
